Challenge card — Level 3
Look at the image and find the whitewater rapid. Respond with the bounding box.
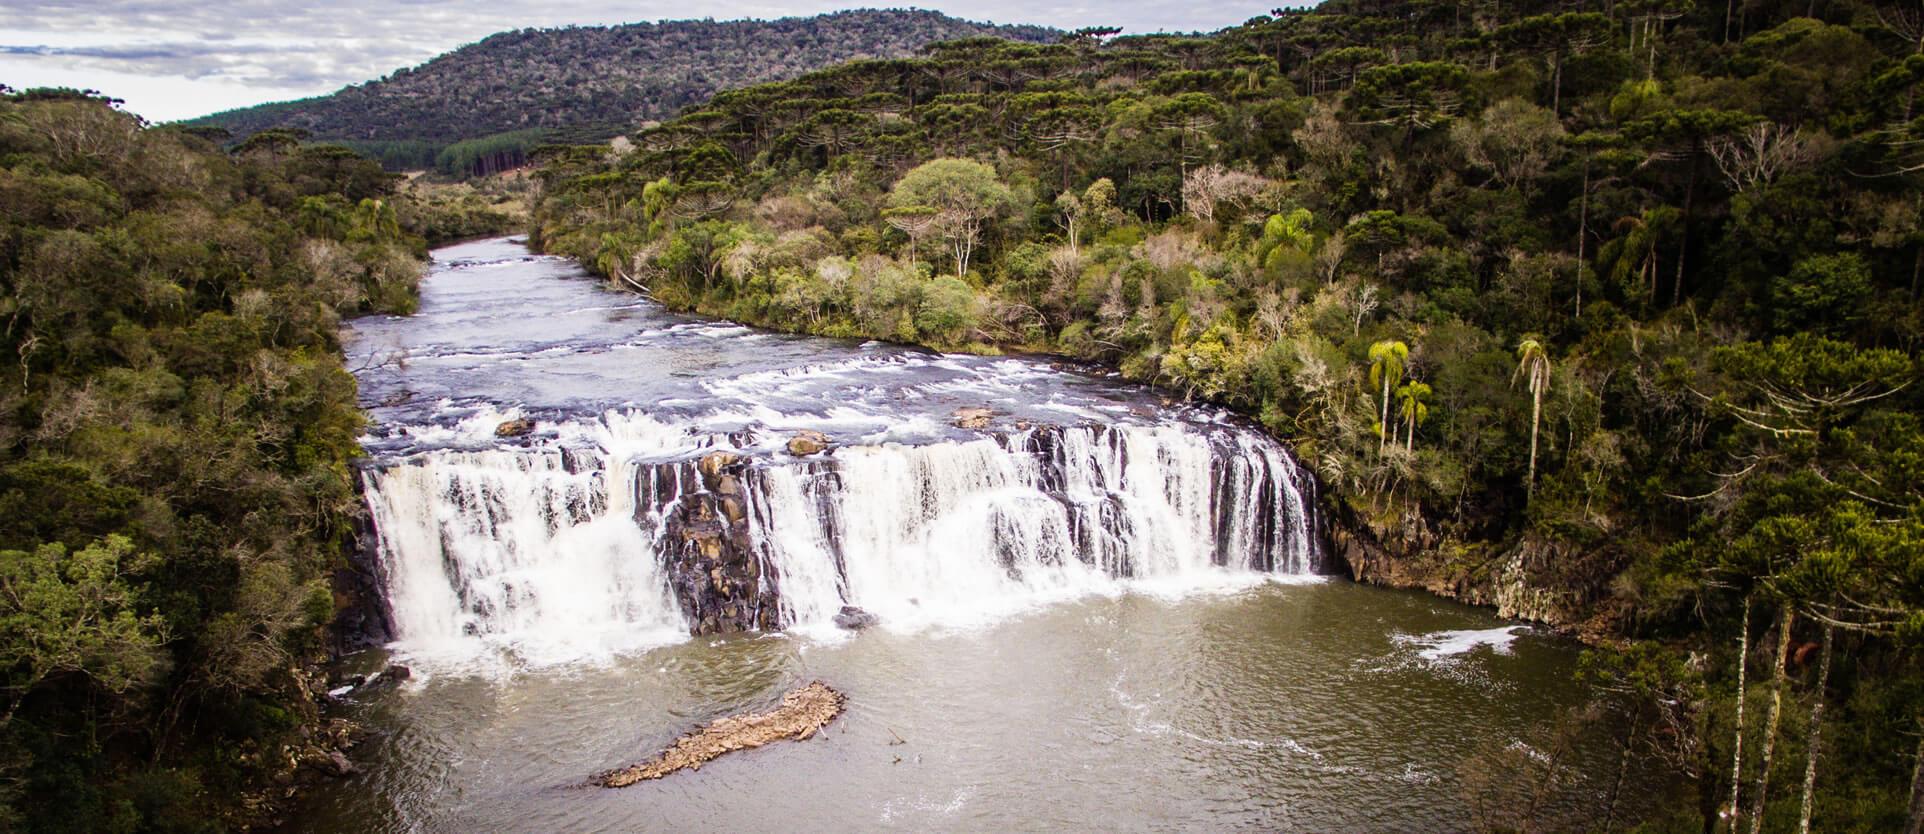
[346,238,1328,666]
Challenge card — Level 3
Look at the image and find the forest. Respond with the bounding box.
[525,0,1924,830]
[0,87,427,831]
[188,10,1056,172]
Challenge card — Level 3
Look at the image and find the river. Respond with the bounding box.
[296,238,1652,832]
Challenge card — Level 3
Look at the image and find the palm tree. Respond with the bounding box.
[1514,338,1551,497]
[1368,340,1409,454]
[1396,380,1432,451]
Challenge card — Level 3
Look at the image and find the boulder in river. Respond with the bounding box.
[362,664,411,691]
[595,681,846,787]
[494,418,535,437]
[833,605,879,630]
[953,407,994,429]
[697,451,741,479]
[786,430,831,457]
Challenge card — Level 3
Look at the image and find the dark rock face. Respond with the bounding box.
[661,452,781,635]
[832,605,879,630]
[1325,501,1624,639]
[333,488,395,654]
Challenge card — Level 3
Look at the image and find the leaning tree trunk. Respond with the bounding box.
[1796,623,1834,834]
[1576,160,1590,318]
[1674,148,1700,307]
[1748,608,1795,834]
[1725,594,1754,833]
[1906,717,1924,834]
[1604,709,1645,831]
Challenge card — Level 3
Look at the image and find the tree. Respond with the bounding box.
[1054,190,1084,256]
[1450,99,1565,193]
[1709,123,1825,194]
[0,536,167,728]
[1257,208,1317,275]
[1396,380,1432,451]
[915,275,980,346]
[1513,338,1551,497]
[1181,164,1268,223]
[1349,61,1471,144]
[1563,131,1628,317]
[1627,109,1757,305]
[887,158,1016,276]
[884,205,943,264]
[1494,13,1611,113]
[1154,93,1229,180]
[1369,339,1409,454]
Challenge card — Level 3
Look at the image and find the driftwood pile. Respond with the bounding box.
[594,681,845,787]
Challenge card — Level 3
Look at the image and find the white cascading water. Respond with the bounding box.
[361,412,706,663]
[362,414,1322,660]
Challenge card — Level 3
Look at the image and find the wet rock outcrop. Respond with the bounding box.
[1327,501,1627,641]
[660,452,781,634]
[952,407,993,429]
[333,489,394,654]
[833,605,879,630]
[786,429,831,456]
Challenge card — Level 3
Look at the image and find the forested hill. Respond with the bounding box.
[188,9,1057,172]
[531,0,1924,830]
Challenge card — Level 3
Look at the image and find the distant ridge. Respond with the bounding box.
[188,9,1058,171]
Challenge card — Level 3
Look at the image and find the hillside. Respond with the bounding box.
[530,1,1924,830]
[189,9,1057,172]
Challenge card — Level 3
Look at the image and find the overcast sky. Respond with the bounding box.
[0,2,1273,123]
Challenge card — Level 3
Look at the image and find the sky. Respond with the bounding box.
[0,2,1274,123]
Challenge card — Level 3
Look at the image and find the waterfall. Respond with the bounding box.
[362,414,1324,660]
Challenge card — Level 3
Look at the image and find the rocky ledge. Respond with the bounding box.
[661,451,782,634]
[595,681,846,787]
[1327,502,1629,643]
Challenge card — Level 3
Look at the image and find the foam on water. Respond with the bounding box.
[1399,626,1528,661]
[351,238,1332,672]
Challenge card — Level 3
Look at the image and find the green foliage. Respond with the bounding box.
[0,537,169,719]
[0,90,423,829]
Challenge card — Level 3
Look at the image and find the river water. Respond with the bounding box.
[300,238,1647,832]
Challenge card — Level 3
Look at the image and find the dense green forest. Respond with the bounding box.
[189,10,1057,172]
[0,88,426,831]
[528,1,1924,830]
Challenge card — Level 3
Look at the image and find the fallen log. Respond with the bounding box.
[594,681,845,787]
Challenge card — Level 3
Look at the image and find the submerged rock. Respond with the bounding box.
[494,418,535,437]
[786,430,831,456]
[313,750,358,778]
[361,664,411,692]
[595,681,846,787]
[833,605,879,630]
[952,407,993,429]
